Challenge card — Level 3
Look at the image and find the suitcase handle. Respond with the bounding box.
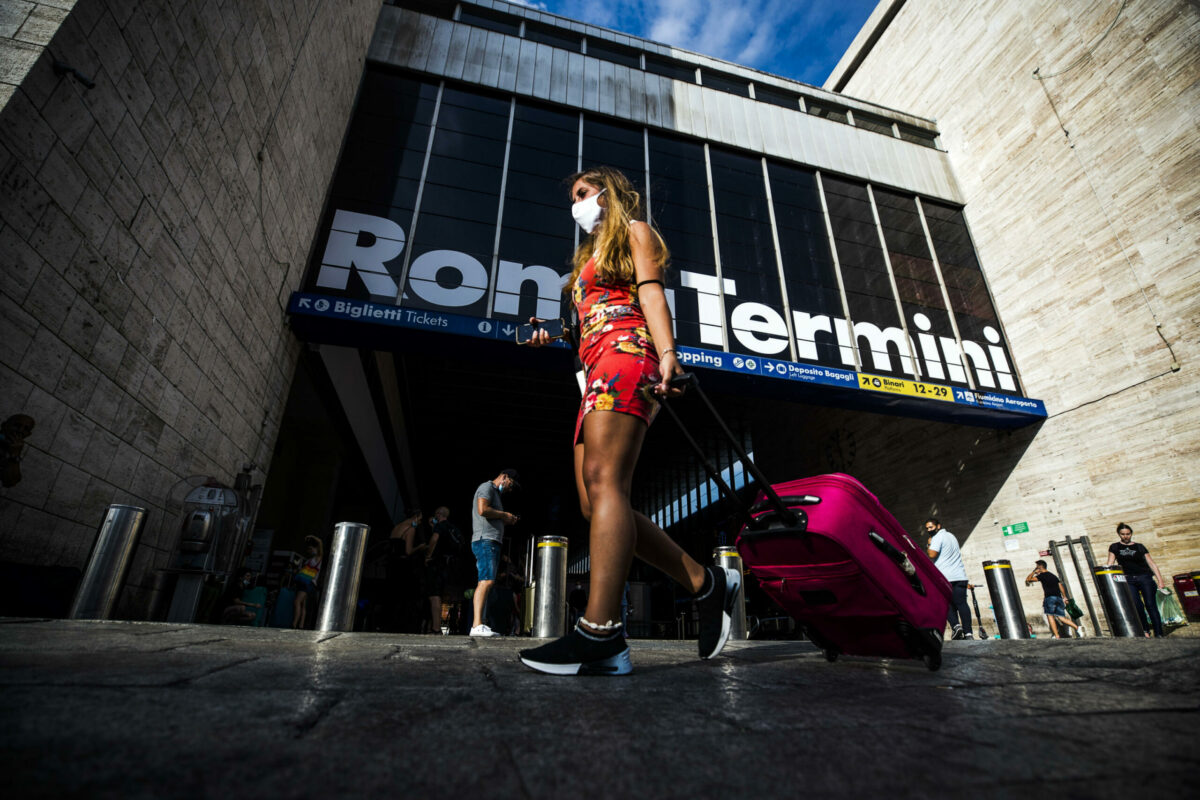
[659,373,801,530]
[737,495,819,539]
[750,495,821,513]
[867,531,927,596]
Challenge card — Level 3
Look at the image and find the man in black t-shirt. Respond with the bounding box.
[1024,561,1082,638]
[1108,523,1167,637]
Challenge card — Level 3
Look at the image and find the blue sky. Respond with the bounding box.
[509,0,879,86]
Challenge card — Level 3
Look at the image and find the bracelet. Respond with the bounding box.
[660,348,677,358]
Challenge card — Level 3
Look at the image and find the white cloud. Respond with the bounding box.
[537,0,874,84]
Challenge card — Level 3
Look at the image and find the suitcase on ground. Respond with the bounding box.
[659,374,951,670]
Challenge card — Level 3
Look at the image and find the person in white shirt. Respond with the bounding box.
[925,518,974,640]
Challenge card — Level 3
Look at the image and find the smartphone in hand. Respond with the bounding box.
[515,318,568,345]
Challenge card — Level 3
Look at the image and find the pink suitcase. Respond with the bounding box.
[737,474,951,670]
[659,375,950,670]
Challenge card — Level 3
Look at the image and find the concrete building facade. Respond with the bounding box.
[0,0,381,615]
[827,0,1199,619]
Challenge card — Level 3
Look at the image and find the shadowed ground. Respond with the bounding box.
[2,619,1196,798]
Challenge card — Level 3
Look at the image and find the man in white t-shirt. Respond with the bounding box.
[925,518,974,640]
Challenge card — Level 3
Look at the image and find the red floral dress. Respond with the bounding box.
[572,257,662,444]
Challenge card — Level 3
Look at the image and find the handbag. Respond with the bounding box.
[1065,598,1084,620]
[1156,588,1188,628]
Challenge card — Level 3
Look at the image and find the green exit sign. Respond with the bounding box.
[1002,522,1029,536]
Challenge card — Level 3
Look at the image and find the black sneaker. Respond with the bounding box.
[697,566,741,660]
[951,625,965,640]
[518,625,632,676]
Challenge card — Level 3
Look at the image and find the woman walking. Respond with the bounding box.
[292,535,323,629]
[518,166,740,675]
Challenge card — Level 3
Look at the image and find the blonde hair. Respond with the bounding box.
[304,535,323,559]
[566,166,669,291]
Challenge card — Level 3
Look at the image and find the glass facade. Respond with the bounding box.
[303,65,1023,396]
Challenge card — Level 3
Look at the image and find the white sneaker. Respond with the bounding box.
[470,624,499,638]
[1077,626,1086,638]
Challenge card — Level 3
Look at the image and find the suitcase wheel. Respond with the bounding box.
[802,625,840,664]
[923,652,942,671]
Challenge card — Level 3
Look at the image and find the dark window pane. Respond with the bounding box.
[347,113,432,151]
[586,38,641,69]
[872,187,965,385]
[459,7,521,36]
[710,148,783,356]
[645,55,696,83]
[922,200,1021,394]
[524,21,581,51]
[513,102,579,134]
[497,101,578,317]
[768,161,845,367]
[582,116,645,197]
[853,110,896,138]
[701,70,750,97]
[396,0,454,20]
[822,176,912,377]
[419,181,499,225]
[807,101,848,125]
[898,123,939,149]
[647,131,715,349]
[755,85,801,110]
[406,85,510,315]
[647,133,711,266]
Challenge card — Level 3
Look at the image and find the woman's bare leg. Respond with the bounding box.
[576,411,646,628]
[632,511,706,594]
[573,414,707,629]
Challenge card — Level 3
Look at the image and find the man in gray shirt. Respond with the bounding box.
[925,518,974,640]
[469,468,520,637]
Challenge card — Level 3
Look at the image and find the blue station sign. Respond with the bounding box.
[288,291,1047,423]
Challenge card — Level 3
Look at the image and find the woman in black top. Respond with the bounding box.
[1107,523,1167,637]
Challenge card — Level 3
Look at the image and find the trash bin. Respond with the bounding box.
[982,560,1030,639]
[1172,572,1200,622]
[1092,565,1141,637]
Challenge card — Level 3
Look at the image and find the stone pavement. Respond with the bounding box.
[2,619,1197,799]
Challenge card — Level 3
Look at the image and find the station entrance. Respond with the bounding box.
[254,317,1041,637]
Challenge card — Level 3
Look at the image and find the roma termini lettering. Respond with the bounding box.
[314,209,1017,393]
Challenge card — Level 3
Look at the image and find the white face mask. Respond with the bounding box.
[571,188,606,233]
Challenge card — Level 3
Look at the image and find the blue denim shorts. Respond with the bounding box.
[1043,595,1067,617]
[472,539,500,582]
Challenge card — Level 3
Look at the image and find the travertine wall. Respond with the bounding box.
[1,1,72,109]
[829,0,1200,629]
[0,0,381,615]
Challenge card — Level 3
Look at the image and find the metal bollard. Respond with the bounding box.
[713,546,747,641]
[315,522,370,632]
[531,536,569,638]
[982,560,1031,639]
[1092,565,1142,637]
[69,505,148,620]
